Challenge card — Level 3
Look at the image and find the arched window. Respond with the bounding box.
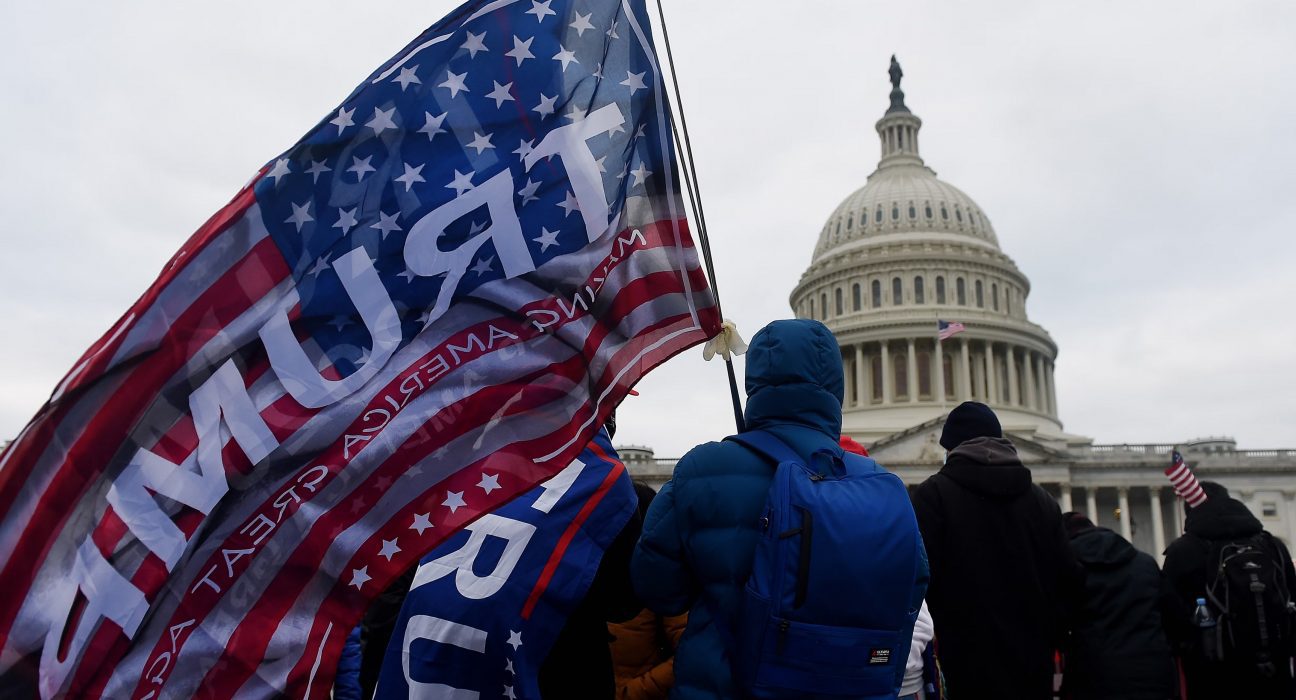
[917,350,932,398]
[892,277,903,305]
[956,278,966,306]
[821,293,828,319]
[925,203,933,219]
[975,280,984,308]
[809,297,815,318]
[847,214,853,230]
[914,276,925,304]
[852,283,862,311]
[955,207,964,223]
[908,203,917,219]
[940,206,949,221]
[871,280,882,308]
[875,206,883,223]
[970,211,979,228]
[992,283,999,311]
[835,287,843,316]
[835,221,841,237]
[936,276,946,304]
[891,204,900,221]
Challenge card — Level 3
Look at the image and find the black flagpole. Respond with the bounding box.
[651,0,746,434]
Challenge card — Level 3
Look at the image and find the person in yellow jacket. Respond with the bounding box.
[609,606,688,700]
[609,481,686,700]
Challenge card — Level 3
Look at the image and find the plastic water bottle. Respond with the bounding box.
[1193,597,1219,661]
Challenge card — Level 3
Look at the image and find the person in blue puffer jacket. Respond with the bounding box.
[632,319,926,699]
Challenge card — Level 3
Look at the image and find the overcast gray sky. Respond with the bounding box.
[1,1,1293,459]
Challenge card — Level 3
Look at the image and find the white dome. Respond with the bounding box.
[790,58,1064,444]
[813,165,1000,261]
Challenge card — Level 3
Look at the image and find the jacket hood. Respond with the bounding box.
[1069,526,1138,569]
[743,319,843,438]
[1185,494,1263,540]
[939,436,1032,498]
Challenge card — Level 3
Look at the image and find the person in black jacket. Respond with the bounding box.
[1061,512,1177,699]
[1161,481,1296,698]
[910,401,1083,699]
[537,413,644,699]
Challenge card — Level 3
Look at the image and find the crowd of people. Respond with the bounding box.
[345,318,1296,699]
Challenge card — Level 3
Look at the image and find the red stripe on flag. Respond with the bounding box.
[521,452,626,618]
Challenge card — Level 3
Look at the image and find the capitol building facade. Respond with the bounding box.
[622,59,1296,561]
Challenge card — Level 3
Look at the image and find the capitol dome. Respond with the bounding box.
[813,167,999,260]
[791,57,1071,445]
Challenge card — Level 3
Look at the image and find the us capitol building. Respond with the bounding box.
[621,58,1296,561]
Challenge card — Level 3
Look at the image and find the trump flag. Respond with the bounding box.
[375,428,636,698]
[0,0,718,696]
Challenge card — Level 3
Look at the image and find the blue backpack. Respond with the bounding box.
[722,430,925,699]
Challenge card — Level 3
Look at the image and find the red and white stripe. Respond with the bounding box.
[1165,454,1208,508]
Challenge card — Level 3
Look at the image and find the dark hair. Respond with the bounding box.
[632,480,657,520]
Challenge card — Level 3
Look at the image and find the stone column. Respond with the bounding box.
[1086,487,1099,523]
[1283,491,1296,548]
[1118,487,1132,541]
[1006,346,1020,406]
[959,338,972,399]
[881,342,893,405]
[1174,496,1186,537]
[906,339,919,403]
[1034,354,1047,414]
[934,340,947,405]
[1149,487,1166,563]
[984,342,998,404]
[1026,349,1036,409]
[854,344,865,407]
[1060,484,1073,513]
[1041,360,1052,414]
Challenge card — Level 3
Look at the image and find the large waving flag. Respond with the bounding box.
[0,0,719,696]
[375,428,635,698]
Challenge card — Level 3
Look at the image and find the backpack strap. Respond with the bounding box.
[726,431,804,467]
[727,431,860,479]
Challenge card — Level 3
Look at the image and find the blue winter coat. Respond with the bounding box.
[632,319,928,699]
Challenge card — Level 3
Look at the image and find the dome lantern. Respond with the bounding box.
[877,56,925,169]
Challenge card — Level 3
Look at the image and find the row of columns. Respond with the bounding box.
[843,337,1056,415]
[1059,485,1173,563]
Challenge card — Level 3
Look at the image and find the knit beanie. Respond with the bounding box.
[1199,480,1230,500]
[939,401,1003,450]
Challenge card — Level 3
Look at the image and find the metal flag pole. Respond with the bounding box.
[651,0,745,433]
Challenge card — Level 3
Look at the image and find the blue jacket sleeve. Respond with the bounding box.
[333,624,364,700]
[630,477,696,616]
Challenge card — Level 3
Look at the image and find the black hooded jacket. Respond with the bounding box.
[1161,494,1296,650]
[1064,526,1176,699]
[911,436,1083,700]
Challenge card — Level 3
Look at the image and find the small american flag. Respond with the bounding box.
[0,0,718,697]
[1165,450,1208,508]
[937,319,966,340]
